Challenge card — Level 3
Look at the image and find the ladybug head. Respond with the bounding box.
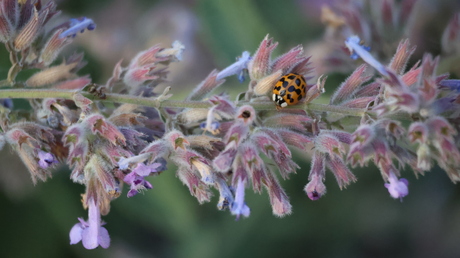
[272,93,288,108]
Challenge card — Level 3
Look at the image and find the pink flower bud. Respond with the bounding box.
[304,174,326,201]
[408,122,429,143]
[13,8,46,51]
[54,76,92,90]
[253,69,283,96]
[265,171,291,217]
[270,45,304,75]
[389,39,416,74]
[164,130,190,150]
[248,34,278,80]
[26,59,84,87]
[39,28,73,66]
[213,141,237,173]
[315,132,346,158]
[85,114,126,145]
[327,155,357,189]
[187,70,225,101]
[330,64,371,104]
[177,167,211,204]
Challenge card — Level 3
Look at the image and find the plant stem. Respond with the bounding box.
[0,88,367,117]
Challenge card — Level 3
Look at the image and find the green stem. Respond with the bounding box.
[0,88,367,117]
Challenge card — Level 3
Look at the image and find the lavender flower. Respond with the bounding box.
[345,36,389,77]
[216,51,251,82]
[69,198,110,249]
[200,105,221,135]
[37,150,58,169]
[0,98,13,109]
[124,163,161,197]
[231,178,250,219]
[59,17,96,38]
[384,172,409,200]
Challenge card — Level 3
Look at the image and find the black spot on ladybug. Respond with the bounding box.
[297,95,302,101]
[283,81,288,87]
[288,75,296,80]
[289,98,294,103]
[280,90,286,96]
[295,88,301,95]
[295,79,301,85]
[279,77,285,82]
[275,86,281,91]
[287,93,291,99]
[288,85,296,92]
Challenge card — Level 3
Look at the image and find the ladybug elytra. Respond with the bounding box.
[272,73,306,109]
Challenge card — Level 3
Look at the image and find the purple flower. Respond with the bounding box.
[200,105,221,135]
[384,172,409,200]
[305,174,326,201]
[216,51,251,82]
[69,198,110,249]
[439,79,460,92]
[231,178,250,219]
[345,36,388,77]
[124,163,162,197]
[190,158,215,185]
[200,121,220,134]
[59,17,96,39]
[215,177,234,210]
[38,150,58,169]
[0,98,13,109]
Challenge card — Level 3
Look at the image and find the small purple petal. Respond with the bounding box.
[69,223,83,244]
[82,227,98,250]
[399,178,409,186]
[98,227,110,249]
[38,150,58,169]
[127,189,138,198]
[123,171,136,185]
[385,172,409,200]
[132,163,161,177]
[143,180,153,189]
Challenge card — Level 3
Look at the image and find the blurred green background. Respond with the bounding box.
[1,0,460,257]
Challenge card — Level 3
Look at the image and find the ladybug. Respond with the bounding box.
[272,73,306,109]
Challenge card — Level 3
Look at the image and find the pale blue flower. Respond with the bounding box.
[200,106,220,134]
[59,17,96,39]
[216,51,251,82]
[231,178,250,219]
[345,36,388,77]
